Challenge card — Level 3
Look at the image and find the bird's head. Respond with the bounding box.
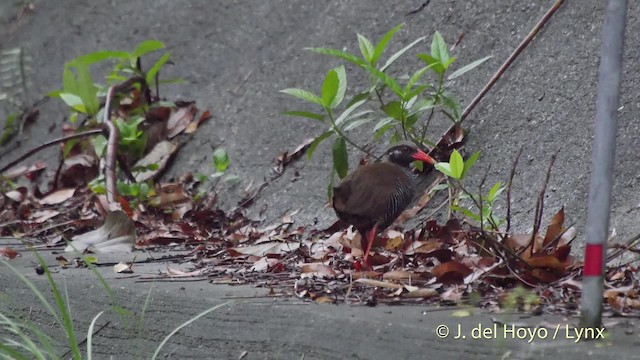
[384,143,436,167]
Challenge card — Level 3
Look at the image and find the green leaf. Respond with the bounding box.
[59,93,86,113]
[404,85,429,102]
[282,110,325,122]
[434,162,453,177]
[389,131,403,144]
[343,118,373,132]
[331,65,347,109]
[451,205,481,222]
[71,50,129,66]
[404,66,432,93]
[132,40,165,66]
[487,181,505,203]
[307,130,334,159]
[431,31,449,66]
[382,101,406,120]
[321,69,339,108]
[213,148,230,172]
[372,23,404,66]
[461,150,480,178]
[332,137,348,179]
[334,95,368,126]
[62,66,77,94]
[91,135,108,158]
[280,88,323,106]
[449,149,464,179]
[417,54,445,76]
[357,34,375,63]
[345,91,371,109]
[448,56,493,80]
[409,98,435,116]
[374,121,395,141]
[381,36,426,71]
[374,117,395,132]
[306,47,367,67]
[145,52,171,86]
[441,92,461,121]
[74,62,99,115]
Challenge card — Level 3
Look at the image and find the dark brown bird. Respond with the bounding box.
[332,143,437,265]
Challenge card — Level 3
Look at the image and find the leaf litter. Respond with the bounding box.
[1,87,639,319]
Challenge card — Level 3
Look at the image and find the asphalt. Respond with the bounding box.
[2,0,640,359]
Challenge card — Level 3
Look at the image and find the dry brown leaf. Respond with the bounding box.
[134,141,178,182]
[383,270,415,281]
[314,295,337,304]
[542,207,565,247]
[300,262,336,278]
[40,188,76,205]
[431,261,473,284]
[166,104,197,138]
[404,239,442,255]
[114,262,134,274]
[65,210,136,253]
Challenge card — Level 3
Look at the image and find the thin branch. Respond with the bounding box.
[0,129,104,174]
[460,0,566,123]
[529,149,560,257]
[506,146,523,234]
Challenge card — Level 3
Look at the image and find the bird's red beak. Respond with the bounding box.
[412,149,437,165]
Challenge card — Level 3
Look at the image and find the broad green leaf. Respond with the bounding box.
[132,40,165,66]
[389,131,403,143]
[487,181,505,203]
[413,160,423,172]
[461,150,480,178]
[74,63,99,115]
[449,149,464,179]
[416,54,445,76]
[321,69,339,108]
[62,139,78,158]
[59,93,86,113]
[282,110,325,122]
[372,23,404,66]
[332,137,348,179]
[357,34,375,63]
[306,47,367,67]
[404,85,429,102]
[71,50,129,67]
[382,101,405,120]
[431,31,449,66]
[448,56,493,80]
[307,130,334,159]
[331,65,347,109]
[213,148,230,172]
[434,162,453,177]
[405,113,419,128]
[145,52,171,86]
[280,88,323,106]
[327,170,335,200]
[334,95,368,126]
[62,66,77,94]
[343,117,374,131]
[381,36,426,71]
[91,135,108,158]
[451,205,481,222]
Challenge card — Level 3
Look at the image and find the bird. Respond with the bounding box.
[332,143,437,265]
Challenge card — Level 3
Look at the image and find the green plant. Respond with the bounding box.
[281,24,490,192]
[434,149,505,230]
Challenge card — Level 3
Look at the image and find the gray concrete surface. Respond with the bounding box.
[2,0,640,359]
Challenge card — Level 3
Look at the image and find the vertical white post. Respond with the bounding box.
[580,0,627,328]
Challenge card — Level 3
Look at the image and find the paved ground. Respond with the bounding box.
[2,0,640,359]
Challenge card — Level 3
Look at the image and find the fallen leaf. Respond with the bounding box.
[355,278,403,289]
[114,262,134,273]
[40,188,76,205]
[134,141,178,182]
[542,207,564,247]
[383,270,415,281]
[301,262,336,278]
[451,309,474,317]
[405,288,438,298]
[166,104,197,138]
[431,261,473,284]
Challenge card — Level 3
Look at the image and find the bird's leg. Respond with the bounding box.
[363,224,378,264]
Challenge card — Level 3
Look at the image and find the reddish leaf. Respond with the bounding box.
[431,261,472,284]
[0,247,19,259]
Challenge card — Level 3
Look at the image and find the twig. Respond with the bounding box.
[529,149,560,257]
[405,0,431,15]
[0,129,104,174]
[506,147,523,234]
[459,0,566,123]
[102,86,119,205]
[60,320,110,359]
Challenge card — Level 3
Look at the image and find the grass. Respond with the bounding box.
[0,253,233,359]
